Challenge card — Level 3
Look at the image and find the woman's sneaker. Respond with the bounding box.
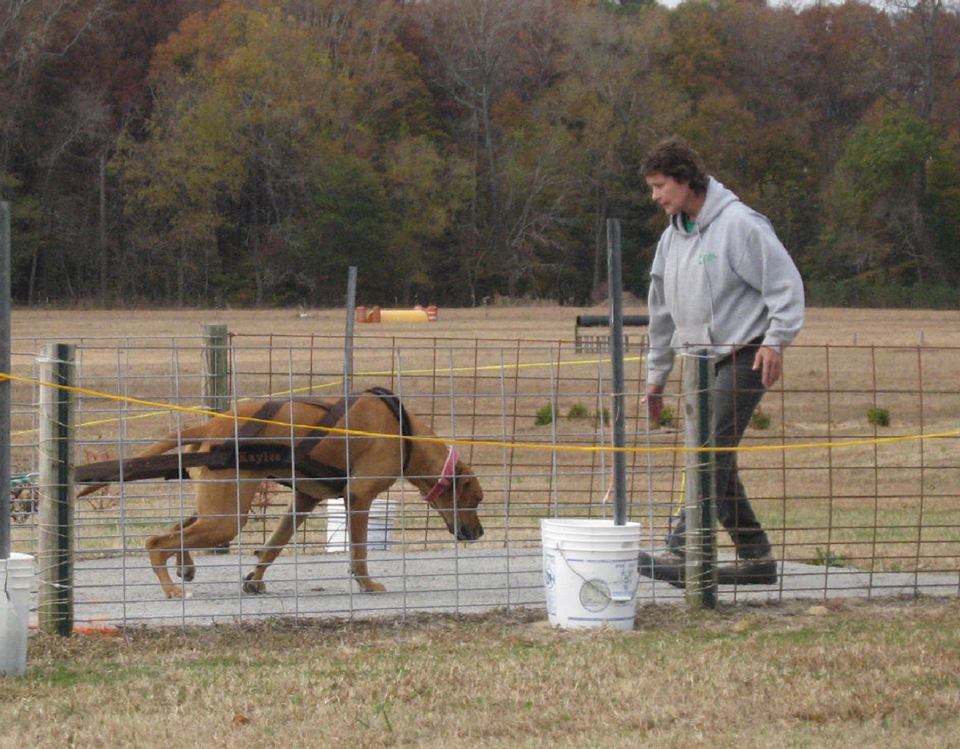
[639,550,778,588]
[716,551,777,585]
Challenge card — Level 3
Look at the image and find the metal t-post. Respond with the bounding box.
[344,266,357,392]
[606,219,627,526]
[683,349,717,609]
[0,202,10,560]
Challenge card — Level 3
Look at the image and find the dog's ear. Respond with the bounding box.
[452,464,481,501]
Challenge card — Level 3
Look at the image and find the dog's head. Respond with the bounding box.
[423,457,484,542]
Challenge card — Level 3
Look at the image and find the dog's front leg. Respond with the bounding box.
[243,490,320,594]
[347,494,385,593]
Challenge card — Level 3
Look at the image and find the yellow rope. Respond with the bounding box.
[3,371,958,455]
[9,355,637,438]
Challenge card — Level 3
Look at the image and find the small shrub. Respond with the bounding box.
[594,407,610,426]
[535,403,554,426]
[657,405,677,429]
[566,403,589,419]
[811,547,846,568]
[867,407,890,427]
[750,408,771,430]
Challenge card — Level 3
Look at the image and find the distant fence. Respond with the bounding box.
[7,328,960,629]
[574,314,648,353]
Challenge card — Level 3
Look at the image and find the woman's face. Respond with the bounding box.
[645,173,697,217]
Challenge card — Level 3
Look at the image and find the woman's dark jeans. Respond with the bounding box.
[667,345,773,560]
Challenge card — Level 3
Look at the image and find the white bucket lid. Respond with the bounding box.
[3,552,34,560]
[541,518,641,529]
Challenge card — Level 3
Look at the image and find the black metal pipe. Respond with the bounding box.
[576,314,649,328]
[606,219,628,526]
[1,203,10,559]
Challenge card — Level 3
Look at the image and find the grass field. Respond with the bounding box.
[2,599,959,748]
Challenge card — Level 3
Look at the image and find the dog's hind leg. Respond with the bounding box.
[243,490,321,594]
[146,517,206,592]
[146,530,194,599]
[170,516,198,581]
[146,476,258,598]
[176,550,196,582]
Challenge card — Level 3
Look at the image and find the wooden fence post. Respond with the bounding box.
[202,324,230,412]
[38,343,75,636]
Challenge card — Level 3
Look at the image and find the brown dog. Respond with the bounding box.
[77,388,484,598]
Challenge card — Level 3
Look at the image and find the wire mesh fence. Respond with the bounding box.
[7,328,960,628]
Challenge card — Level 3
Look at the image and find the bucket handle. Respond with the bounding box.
[554,540,640,604]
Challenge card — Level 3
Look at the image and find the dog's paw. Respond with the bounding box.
[358,580,387,594]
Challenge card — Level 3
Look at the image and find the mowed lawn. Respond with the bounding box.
[2,600,959,749]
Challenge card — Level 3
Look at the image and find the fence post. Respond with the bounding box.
[0,202,10,560]
[683,349,717,609]
[38,343,75,636]
[201,324,230,413]
[606,218,628,525]
[344,266,357,392]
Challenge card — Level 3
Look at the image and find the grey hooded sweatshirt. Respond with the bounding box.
[646,177,805,388]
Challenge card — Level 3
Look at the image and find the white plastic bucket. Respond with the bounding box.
[0,553,33,628]
[0,553,33,677]
[325,499,395,552]
[541,519,642,630]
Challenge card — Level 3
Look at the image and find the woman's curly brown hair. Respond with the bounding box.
[641,136,709,195]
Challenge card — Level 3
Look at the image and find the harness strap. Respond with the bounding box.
[230,397,349,487]
[235,399,288,439]
[291,392,359,469]
[366,387,414,473]
[297,388,414,473]
[74,442,348,494]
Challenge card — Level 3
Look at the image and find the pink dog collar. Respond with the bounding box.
[423,446,460,504]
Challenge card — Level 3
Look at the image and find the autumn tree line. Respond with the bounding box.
[2,0,959,308]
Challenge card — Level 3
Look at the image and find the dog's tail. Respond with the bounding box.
[77,422,210,497]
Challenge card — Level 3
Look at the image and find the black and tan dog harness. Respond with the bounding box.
[75,387,415,493]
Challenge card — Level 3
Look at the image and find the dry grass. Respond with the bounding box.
[2,599,959,749]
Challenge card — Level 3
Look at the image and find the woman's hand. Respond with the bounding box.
[752,346,782,388]
[644,384,664,425]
